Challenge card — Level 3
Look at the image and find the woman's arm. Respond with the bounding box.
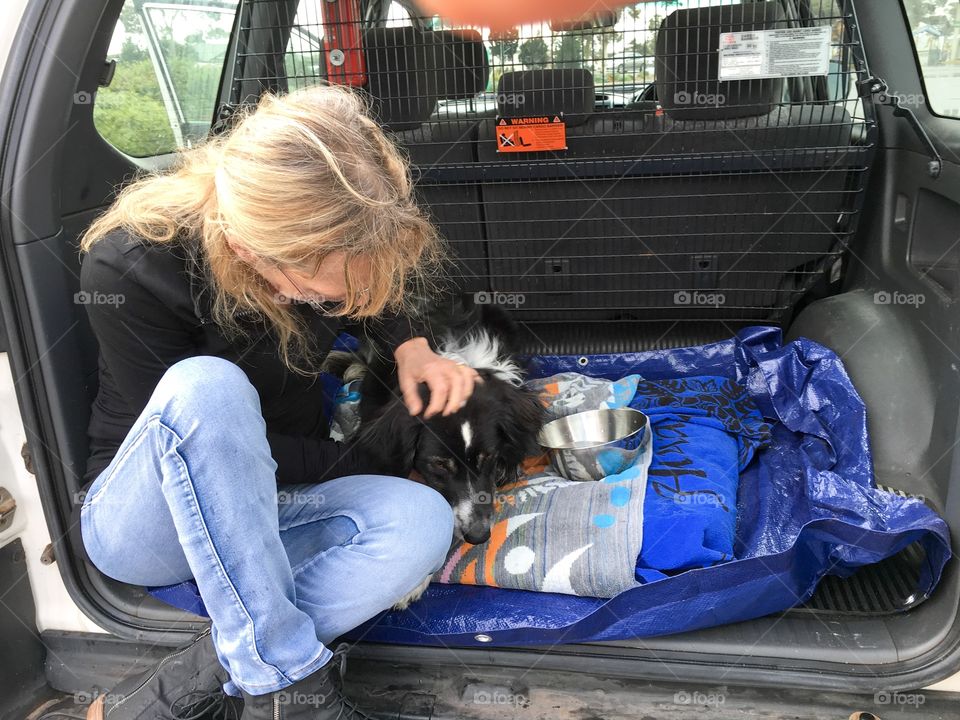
[80,239,201,413]
[341,309,480,418]
[81,236,367,485]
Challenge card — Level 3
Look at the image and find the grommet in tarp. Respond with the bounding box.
[474,633,493,642]
[577,356,589,367]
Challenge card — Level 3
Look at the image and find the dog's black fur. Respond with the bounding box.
[340,297,545,545]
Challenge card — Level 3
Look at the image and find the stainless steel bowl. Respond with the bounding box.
[537,407,651,481]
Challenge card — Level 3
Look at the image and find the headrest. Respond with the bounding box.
[363,26,438,130]
[428,29,490,99]
[655,2,787,120]
[497,69,594,127]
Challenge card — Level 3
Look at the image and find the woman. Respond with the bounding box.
[77,84,479,720]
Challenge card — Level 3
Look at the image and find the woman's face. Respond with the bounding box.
[262,252,350,305]
[228,237,367,310]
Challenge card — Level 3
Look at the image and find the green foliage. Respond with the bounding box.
[518,37,550,69]
[490,37,519,62]
[167,56,223,126]
[94,58,176,157]
[95,0,233,156]
[555,33,585,68]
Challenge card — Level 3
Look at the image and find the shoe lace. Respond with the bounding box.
[169,689,240,720]
[328,643,374,720]
[330,642,350,684]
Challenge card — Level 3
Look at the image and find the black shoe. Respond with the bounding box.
[85,627,238,720]
[239,643,372,720]
[169,688,242,720]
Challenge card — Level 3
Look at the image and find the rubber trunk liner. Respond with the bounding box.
[790,485,934,617]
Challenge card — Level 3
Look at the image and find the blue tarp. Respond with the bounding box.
[147,326,952,645]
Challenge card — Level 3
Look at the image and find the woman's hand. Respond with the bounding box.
[394,337,482,418]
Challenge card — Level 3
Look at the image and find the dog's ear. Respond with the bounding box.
[484,378,546,471]
[356,399,421,474]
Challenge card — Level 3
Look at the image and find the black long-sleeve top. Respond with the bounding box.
[78,229,423,493]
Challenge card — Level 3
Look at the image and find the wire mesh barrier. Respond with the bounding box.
[228,0,875,331]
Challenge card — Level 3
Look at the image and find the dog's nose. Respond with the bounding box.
[464,526,491,545]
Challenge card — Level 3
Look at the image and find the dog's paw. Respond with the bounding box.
[392,574,433,610]
[320,350,354,376]
[342,362,367,383]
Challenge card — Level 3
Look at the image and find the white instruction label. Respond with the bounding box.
[718,26,831,81]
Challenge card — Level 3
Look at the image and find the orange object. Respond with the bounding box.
[321,0,366,86]
[461,558,478,584]
[417,0,649,31]
[483,517,509,585]
[496,116,567,153]
[520,453,550,476]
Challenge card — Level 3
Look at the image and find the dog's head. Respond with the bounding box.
[358,371,545,544]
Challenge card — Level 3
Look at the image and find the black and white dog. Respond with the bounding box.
[326,295,544,604]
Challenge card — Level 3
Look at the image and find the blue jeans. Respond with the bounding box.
[80,356,454,696]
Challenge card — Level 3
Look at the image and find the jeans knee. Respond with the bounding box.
[154,356,258,416]
[403,483,455,565]
[351,476,454,573]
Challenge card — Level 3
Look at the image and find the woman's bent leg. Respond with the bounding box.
[81,356,331,695]
[276,476,455,643]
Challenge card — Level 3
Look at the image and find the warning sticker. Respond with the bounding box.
[718,26,831,81]
[496,115,567,152]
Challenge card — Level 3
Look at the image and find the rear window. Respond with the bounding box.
[94,0,238,157]
[902,0,960,118]
[281,0,676,101]
[280,0,848,116]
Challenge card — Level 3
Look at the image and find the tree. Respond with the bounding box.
[555,33,584,68]
[490,36,520,68]
[119,2,143,35]
[489,32,520,91]
[119,38,148,62]
[519,37,550,69]
[903,0,953,32]
[93,57,176,156]
[585,25,620,82]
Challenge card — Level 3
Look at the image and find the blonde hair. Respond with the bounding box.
[81,83,447,373]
